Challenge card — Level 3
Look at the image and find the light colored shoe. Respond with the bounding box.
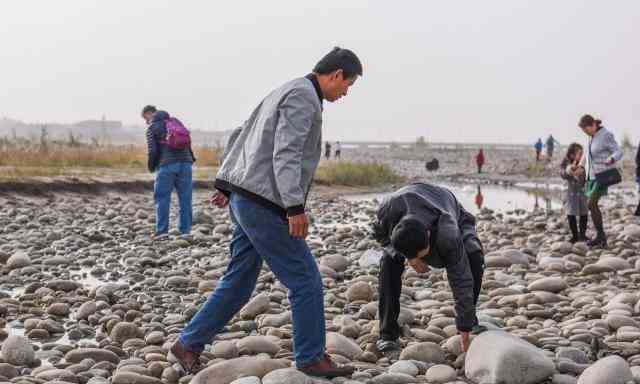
[153,233,169,241]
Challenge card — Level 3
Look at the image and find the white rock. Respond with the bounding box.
[6,251,31,270]
[388,360,419,376]
[426,364,456,383]
[326,332,363,360]
[1,335,35,366]
[577,356,633,384]
[527,277,567,293]
[465,331,554,384]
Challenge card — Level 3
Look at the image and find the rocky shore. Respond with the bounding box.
[0,175,639,384]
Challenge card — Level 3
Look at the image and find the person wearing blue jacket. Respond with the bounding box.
[142,105,195,239]
[534,138,543,161]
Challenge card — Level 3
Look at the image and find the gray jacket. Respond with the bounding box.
[215,76,323,216]
[371,182,483,332]
[560,158,588,216]
[581,127,623,179]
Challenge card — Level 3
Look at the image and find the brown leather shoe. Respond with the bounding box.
[298,354,355,378]
[170,340,202,374]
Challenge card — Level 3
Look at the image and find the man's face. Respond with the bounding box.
[407,246,430,273]
[142,111,154,124]
[324,70,358,102]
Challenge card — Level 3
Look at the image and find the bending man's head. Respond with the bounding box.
[391,215,431,273]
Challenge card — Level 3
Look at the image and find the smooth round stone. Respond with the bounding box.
[1,335,36,366]
[388,360,419,376]
[426,364,457,383]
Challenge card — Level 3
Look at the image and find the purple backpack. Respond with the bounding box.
[162,117,191,150]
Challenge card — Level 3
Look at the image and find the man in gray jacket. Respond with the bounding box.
[371,183,485,353]
[170,48,362,378]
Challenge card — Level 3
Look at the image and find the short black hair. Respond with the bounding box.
[313,47,363,79]
[142,105,157,116]
[390,216,430,260]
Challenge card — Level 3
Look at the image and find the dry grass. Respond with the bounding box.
[0,143,221,179]
[315,161,402,187]
[0,144,220,168]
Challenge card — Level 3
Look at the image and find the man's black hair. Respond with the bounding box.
[142,105,157,116]
[313,47,363,79]
[390,215,430,260]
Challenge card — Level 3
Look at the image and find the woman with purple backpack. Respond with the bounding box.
[142,105,196,240]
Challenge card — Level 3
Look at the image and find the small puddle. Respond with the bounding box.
[341,183,561,214]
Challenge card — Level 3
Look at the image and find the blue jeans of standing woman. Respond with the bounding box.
[154,162,192,235]
[178,193,326,367]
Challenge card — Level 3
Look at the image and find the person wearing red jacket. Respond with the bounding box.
[475,149,485,174]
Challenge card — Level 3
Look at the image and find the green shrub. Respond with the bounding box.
[315,161,402,186]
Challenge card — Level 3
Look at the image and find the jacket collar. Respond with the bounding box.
[305,73,324,104]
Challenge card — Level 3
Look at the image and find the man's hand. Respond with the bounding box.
[288,213,309,238]
[210,192,229,208]
[460,331,471,352]
[605,157,615,166]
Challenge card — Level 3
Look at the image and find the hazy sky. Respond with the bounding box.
[1,1,639,143]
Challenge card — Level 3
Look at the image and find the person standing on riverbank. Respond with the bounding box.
[325,141,332,160]
[170,48,362,378]
[560,143,588,243]
[142,105,195,240]
[546,135,559,160]
[476,149,485,174]
[579,115,623,248]
[534,138,543,161]
[334,141,342,159]
[371,182,485,354]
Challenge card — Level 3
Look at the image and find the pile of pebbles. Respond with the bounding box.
[0,186,639,384]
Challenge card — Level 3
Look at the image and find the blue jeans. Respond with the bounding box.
[179,194,325,367]
[154,162,193,235]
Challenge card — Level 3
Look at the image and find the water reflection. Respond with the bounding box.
[475,185,484,210]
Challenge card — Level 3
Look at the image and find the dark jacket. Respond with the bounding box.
[372,182,483,332]
[145,111,195,172]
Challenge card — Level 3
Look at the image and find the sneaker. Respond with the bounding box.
[569,236,578,244]
[180,234,193,241]
[153,233,170,241]
[375,338,401,353]
[298,354,355,378]
[169,340,202,375]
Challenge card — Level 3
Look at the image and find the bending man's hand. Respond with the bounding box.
[460,331,471,352]
[288,213,309,239]
[210,192,229,208]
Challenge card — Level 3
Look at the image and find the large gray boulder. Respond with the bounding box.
[465,331,554,384]
[1,335,36,366]
[577,356,633,384]
[190,357,290,384]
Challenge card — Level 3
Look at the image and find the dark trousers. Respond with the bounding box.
[378,250,485,341]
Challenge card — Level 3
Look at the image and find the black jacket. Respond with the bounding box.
[372,182,482,332]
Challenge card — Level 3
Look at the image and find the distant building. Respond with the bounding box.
[73,120,123,130]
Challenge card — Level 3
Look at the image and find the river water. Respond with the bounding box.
[341,182,562,214]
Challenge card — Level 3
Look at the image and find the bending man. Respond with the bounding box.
[371,182,485,353]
